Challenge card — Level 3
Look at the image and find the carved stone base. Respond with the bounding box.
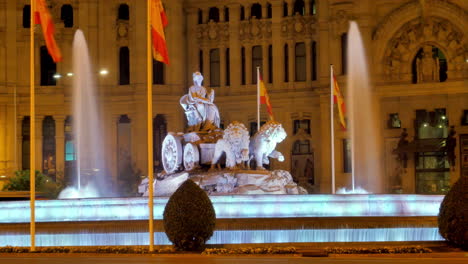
[139,170,308,197]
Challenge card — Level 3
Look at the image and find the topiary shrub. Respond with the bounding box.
[438,176,468,250]
[163,179,216,251]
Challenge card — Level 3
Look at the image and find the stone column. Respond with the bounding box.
[262,4,268,19]
[305,39,312,85]
[287,0,294,16]
[288,40,295,86]
[35,116,44,172]
[228,4,241,93]
[271,0,284,89]
[317,0,330,85]
[245,44,253,86]
[203,47,210,87]
[245,4,252,19]
[305,0,311,15]
[202,8,209,24]
[219,46,227,94]
[219,6,225,22]
[262,43,269,83]
[54,116,66,180]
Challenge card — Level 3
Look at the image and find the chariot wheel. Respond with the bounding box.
[162,133,183,174]
[183,143,200,171]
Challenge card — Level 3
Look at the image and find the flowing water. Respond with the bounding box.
[346,21,383,193]
[59,30,112,198]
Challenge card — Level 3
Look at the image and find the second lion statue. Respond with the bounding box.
[211,121,250,170]
[249,121,287,170]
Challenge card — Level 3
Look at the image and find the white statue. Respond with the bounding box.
[249,121,287,170]
[211,121,250,170]
[416,45,440,83]
[180,72,221,131]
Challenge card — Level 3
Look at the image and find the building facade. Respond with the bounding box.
[0,0,466,194]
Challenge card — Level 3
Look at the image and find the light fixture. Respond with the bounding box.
[0,175,6,178]
[423,123,428,127]
[438,125,443,128]
[53,73,62,79]
[99,69,109,75]
[441,116,446,120]
[67,72,74,77]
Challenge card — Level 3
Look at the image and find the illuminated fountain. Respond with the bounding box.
[58,30,112,199]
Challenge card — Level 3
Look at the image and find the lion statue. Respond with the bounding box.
[249,121,287,170]
[211,121,250,170]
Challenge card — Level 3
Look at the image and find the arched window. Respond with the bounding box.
[208,7,219,22]
[240,6,245,20]
[293,0,305,15]
[42,116,56,180]
[118,4,129,20]
[268,45,273,83]
[310,0,316,15]
[61,4,73,28]
[40,46,57,86]
[251,3,262,19]
[153,115,167,172]
[22,117,30,170]
[341,33,348,74]
[283,2,288,17]
[23,5,31,28]
[267,3,272,18]
[153,59,164,84]
[241,47,246,85]
[210,48,220,86]
[284,44,289,82]
[224,7,230,22]
[295,42,306,81]
[119,47,130,85]
[311,41,317,80]
[252,46,262,84]
[411,45,447,84]
[198,9,203,24]
[226,48,230,86]
[199,50,203,74]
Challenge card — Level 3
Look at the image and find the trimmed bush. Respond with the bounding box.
[438,176,468,250]
[163,179,216,251]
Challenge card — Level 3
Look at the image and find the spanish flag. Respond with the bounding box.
[150,0,169,64]
[258,69,274,120]
[332,72,346,130]
[34,0,62,62]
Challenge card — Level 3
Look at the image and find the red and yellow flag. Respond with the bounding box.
[332,74,346,130]
[259,73,274,120]
[150,0,169,64]
[34,0,62,62]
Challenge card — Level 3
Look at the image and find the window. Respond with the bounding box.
[343,139,352,173]
[240,6,245,20]
[208,7,219,22]
[23,5,31,28]
[22,117,30,170]
[311,41,317,80]
[293,140,311,154]
[210,49,220,87]
[310,0,316,15]
[295,42,306,81]
[198,9,203,24]
[224,7,229,22]
[284,44,289,82]
[252,46,262,84]
[42,116,56,180]
[341,33,348,74]
[64,116,76,185]
[153,115,167,172]
[411,45,447,84]
[251,3,262,19]
[267,3,272,18]
[118,4,129,20]
[283,2,288,17]
[250,121,266,136]
[61,4,73,28]
[153,59,164,84]
[117,115,132,183]
[294,119,310,134]
[226,48,230,86]
[241,47,246,85]
[268,45,273,83]
[119,47,130,85]
[293,0,305,15]
[40,46,57,86]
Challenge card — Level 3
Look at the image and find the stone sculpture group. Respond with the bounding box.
[140,72,306,196]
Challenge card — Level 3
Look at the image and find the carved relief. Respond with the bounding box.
[196,22,229,46]
[116,21,129,40]
[382,17,467,82]
[416,45,440,83]
[239,18,271,41]
[281,15,317,39]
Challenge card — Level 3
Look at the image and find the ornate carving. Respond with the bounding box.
[249,121,287,170]
[196,22,229,45]
[239,19,271,41]
[416,45,440,83]
[211,121,250,170]
[281,15,317,39]
[116,20,129,40]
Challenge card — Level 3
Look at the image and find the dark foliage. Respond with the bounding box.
[438,176,468,250]
[163,179,216,251]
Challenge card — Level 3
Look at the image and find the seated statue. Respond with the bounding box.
[416,45,440,83]
[180,72,220,131]
[249,121,287,170]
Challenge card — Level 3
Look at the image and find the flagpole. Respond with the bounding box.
[146,0,155,252]
[257,67,260,132]
[29,0,36,251]
[330,65,335,194]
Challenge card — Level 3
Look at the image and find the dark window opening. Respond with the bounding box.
[240,6,245,20]
[341,33,348,74]
[295,42,306,81]
[198,9,203,24]
[251,3,262,19]
[153,115,167,172]
[267,3,272,18]
[119,47,130,85]
[293,0,305,15]
[42,116,56,180]
[252,46,262,84]
[22,117,30,170]
[241,47,246,85]
[118,4,130,20]
[208,7,219,22]
[153,59,164,84]
[268,45,273,83]
[61,4,74,28]
[40,46,57,86]
[343,139,352,173]
[283,2,288,17]
[310,0,316,15]
[199,50,203,74]
[312,41,317,80]
[226,48,230,86]
[210,49,220,86]
[284,44,289,82]
[224,7,229,22]
[250,121,266,136]
[23,5,31,28]
[294,119,311,134]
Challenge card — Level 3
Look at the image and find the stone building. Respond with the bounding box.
[0,0,466,194]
